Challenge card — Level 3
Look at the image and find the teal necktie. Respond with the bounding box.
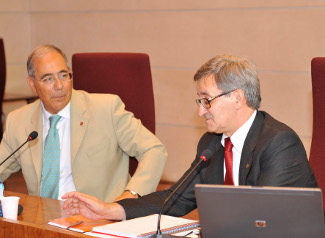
[40,115,61,199]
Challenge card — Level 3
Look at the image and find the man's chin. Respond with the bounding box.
[52,96,70,106]
[50,102,69,114]
[206,126,217,133]
[205,124,222,134]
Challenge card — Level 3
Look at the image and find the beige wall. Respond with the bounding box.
[1,0,324,182]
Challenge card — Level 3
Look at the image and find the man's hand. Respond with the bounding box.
[114,190,138,202]
[62,192,126,221]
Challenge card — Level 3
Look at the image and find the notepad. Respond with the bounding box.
[92,214,200,238]
[48,214,115,233]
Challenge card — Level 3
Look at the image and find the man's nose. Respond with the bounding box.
[53,76,63,89]
[198,103,207,117]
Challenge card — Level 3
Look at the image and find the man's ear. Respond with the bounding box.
[27,76,37,93]
[233,89,246,109]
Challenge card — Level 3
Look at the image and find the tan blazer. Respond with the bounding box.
[0,90,167,202]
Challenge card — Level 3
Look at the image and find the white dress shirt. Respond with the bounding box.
[221,110,257,186]
[41,102,76,199]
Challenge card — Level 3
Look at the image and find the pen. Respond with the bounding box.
[184,229,200,237]
[184,230,193,237]
[66,221,84,229]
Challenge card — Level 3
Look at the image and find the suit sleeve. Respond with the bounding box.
[117,134,214,219]
[255,130,317,187]
[0,112,22,181]
[110,96,167,196]
[117,155,202,219]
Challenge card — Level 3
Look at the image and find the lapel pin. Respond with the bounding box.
[246,163,249,168]
[80,122,84,126]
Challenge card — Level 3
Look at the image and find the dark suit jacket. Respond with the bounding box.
[118,111,317,219]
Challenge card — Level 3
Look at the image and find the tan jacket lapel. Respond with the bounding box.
[26,100,43,190]
[70,90,89,164]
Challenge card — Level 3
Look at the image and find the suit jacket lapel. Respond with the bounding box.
[70,90,89,164]
[238,111,263,184]
[202,135,224,184]
[214,142,225,184]
[27,100,43,186]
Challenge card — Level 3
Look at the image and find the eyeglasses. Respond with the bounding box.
[195,89,235,109]
[37,72,72,85]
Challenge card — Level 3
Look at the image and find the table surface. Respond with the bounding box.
[0,191,94,237]
[0,191,199,237]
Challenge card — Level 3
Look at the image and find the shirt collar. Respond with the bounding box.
[41,101,71,123]
[221,110,257,151]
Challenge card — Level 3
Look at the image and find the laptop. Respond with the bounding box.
[195,184,324,238]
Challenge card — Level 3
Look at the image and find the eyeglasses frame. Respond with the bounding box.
[36,71,73,85]
[196,89,236,109]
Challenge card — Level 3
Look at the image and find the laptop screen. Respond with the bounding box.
[195,185,324,238]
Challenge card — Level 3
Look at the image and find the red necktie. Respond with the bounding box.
[224,137,234,185]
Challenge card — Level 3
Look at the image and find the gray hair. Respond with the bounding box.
[27,45,69,78]
[193,55,261,109]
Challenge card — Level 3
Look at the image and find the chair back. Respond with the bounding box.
[72,53,155,134]
[72,52,155,175]
[0,39,6,141]
[309,57,325,209]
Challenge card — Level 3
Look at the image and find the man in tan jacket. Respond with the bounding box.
[0,45,167,202]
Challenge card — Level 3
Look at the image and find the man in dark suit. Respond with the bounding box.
[62,55,317,220]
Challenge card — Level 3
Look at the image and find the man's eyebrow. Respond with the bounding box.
[40,70,68,79]
[197,92,210,97]
[40,73,52,79]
